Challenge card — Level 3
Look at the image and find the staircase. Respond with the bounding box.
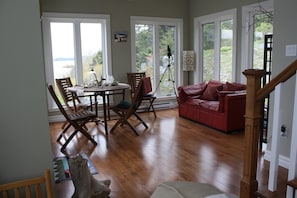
[240,59,297,198]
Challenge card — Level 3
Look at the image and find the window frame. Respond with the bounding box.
[194,9,237,84]
[42,12,112,110]
[130,16,183,98]
[241,0,273,83]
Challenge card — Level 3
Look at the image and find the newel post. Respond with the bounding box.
[240,69,266,198]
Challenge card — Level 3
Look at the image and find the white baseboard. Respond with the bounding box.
[263,150,290,169]
[48,115,65,123]
[48,100,178,123]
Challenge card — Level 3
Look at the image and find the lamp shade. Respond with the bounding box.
[183,51,195,71]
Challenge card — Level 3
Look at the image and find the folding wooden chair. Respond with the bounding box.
[55,77,97,130]
[127,72,157,118]
[0,169,53,198]
[55,77,94,113]
[47,84,97,152]
[109,77,151,135]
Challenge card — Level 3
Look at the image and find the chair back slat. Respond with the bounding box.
[127,72,146,95]
[126,77,150,117]
[14,188,20,198]
[56,77,75,102]
[56,77,82,112]
[25,185,31,197]
[34,184,42,198]
[47,84,72,123]
[2,191,8,198]
[0,170,53,198]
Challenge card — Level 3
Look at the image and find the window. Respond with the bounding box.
[42,13,111,110]
[241,0,273,82]
[130,17,183,98]
[194,9,237,83]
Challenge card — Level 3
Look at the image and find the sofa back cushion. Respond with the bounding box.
[200,81,223,101]
[182,81,207,96]
[223,82,246,91]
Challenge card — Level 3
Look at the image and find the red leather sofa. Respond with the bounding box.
[178,80,246,133]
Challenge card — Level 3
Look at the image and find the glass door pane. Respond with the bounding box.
[50,22,76,102]
[220,19,233,82]
[135,24,154,76]
[202,23,215,81]
[134,23,177,98]
[80,23,103,84]
[253,13,273,69]
[50,22,76,83]
[159,25,176,97]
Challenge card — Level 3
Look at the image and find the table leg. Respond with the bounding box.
[94,93,98,117]
[102,92,108,137]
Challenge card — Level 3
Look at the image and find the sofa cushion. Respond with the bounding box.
[187,98,205,106]
[200,83,223,101]
[200,100,220,111]
[223,82,246,91]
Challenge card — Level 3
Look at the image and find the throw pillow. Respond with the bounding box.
[200,84,223,101]
[223,82,246,91]
[182,81,207,96]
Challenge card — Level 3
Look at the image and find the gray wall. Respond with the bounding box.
[266,0,297,157]
[0,0,52,183]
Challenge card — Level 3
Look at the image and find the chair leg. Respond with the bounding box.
[133,112,148,129]
[110,113,140,136]
[57,123,71,142]
[60,129,79,152]
[110,119,124,133]
[61,121,68,129]
[60,122,97,152]
[125,120,139,136]
[75,122,98,145]
[148,103,156,118]
[142,98,157,118]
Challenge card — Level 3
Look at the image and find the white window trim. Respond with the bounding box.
[130,16,184,88]
[42,12,112,110]
[194,9,237,84]
[241,0,273,83]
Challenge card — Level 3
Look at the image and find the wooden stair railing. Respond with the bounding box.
[240,59,297,198]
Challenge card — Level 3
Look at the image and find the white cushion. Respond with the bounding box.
[151,181,224,198]
[205,193,238,198]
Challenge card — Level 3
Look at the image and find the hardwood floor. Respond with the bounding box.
[49,108,288,198]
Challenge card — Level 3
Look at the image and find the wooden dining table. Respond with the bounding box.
[67,83,130,137]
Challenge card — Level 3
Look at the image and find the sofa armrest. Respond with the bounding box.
[218,91,246,113]
[178,86,187,103]
[224,92,246,115]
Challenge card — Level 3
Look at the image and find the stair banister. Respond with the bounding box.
[240,59,297,198]
[257,59,297,101]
